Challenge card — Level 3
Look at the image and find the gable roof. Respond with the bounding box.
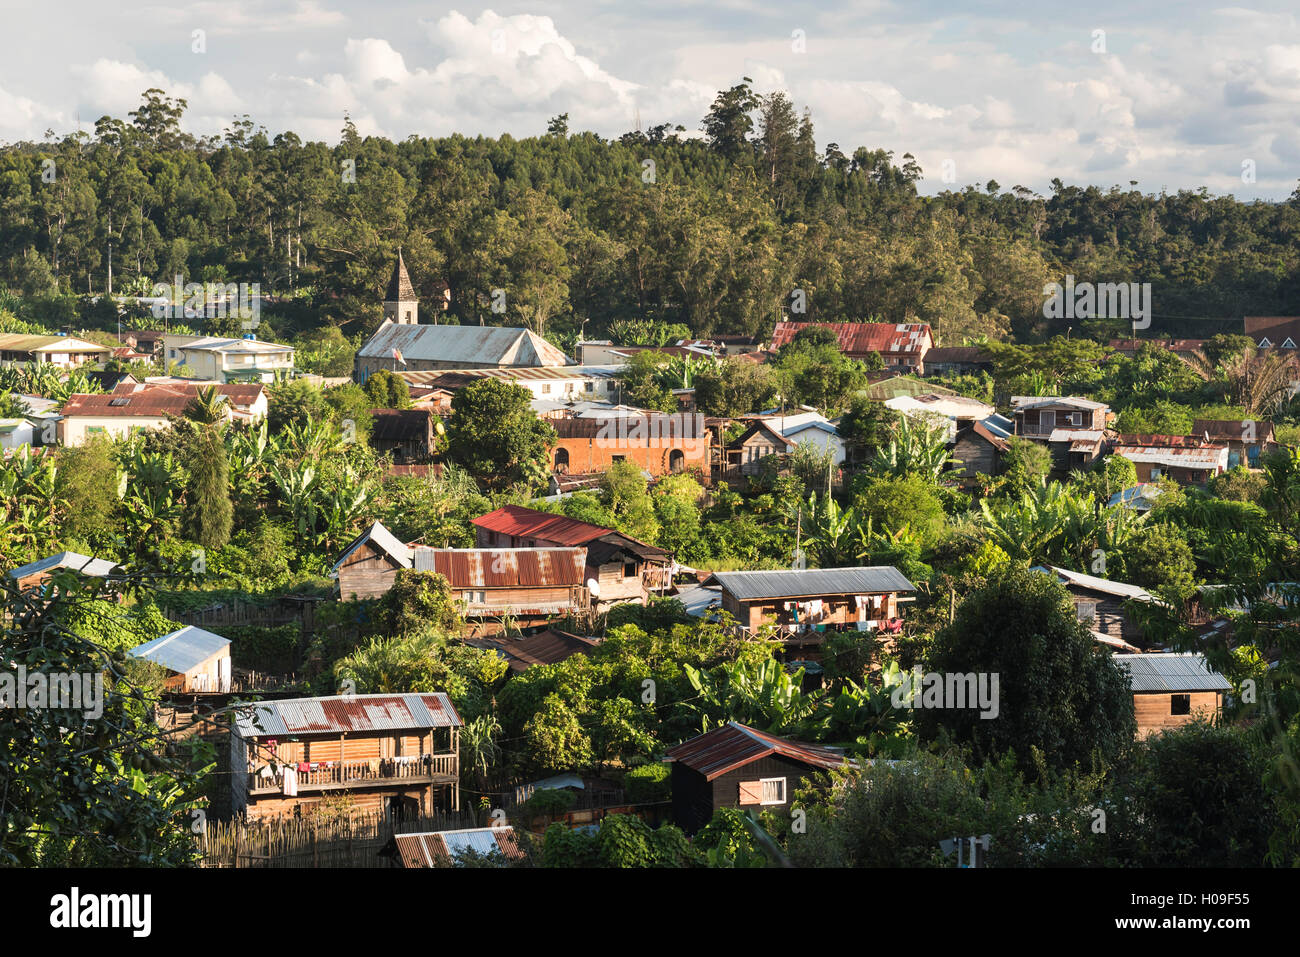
[330,520,414,576]
[922,346,992,364]
[862,375,959,401]
[1011,395,1109,411]
[8,551,119,580]
[1119,653,1231,693]
[728,419,795,451]
[1111,444,1229,470]
[771,321,931,357]
[235,692,462,738]
[359,322,569,367]
[412,547,587,588]
[1244,316,1300,348]
[703,566,916,601]
[0,333,110,355]
[1033,565,1158,603]
[472,629,600,672]
[129,626,230,674]
[665,721,854,780]
[165,335,293,355]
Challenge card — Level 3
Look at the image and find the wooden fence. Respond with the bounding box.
[197,809,478,868]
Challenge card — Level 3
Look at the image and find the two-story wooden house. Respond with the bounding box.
[230,692,462,820]
[471,506,670,610]
[702,566,916,660]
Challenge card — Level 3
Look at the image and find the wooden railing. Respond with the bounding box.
[250,753,457,793]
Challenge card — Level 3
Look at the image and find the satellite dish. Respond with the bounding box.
[587,578,600,598]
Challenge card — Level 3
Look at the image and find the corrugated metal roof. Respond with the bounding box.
[471,505,617,546]
[703,566,915,601]
[664,721,854,780]
[1193,419,1275,441]
[390,827,523,867]
[473,629,599,671]
[770,321,931,357]
[8,551,119,580]
[129,626,230,674]
[398,365,617,386]
[1011,395,1109,411]
[1113,445,1228,470]
[1035,565,1158,603]
[359,323,569,367]
[235,693,463,738]
[1120,653,1232,693]
[412,547,587,587]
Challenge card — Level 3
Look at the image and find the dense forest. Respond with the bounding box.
[3,82,1300,355]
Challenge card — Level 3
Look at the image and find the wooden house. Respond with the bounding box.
[379,826,525,867]
[230,692,462,820]
[921,346,994,376]
[330,521,414,600]
[412,547,590,621]
[702,566,916,659]
[1012,396,1109,439]
[128,626,231,693]
[1109,434,1229,485]
[368,408,435,463]
[722,419,794,481]
[7,551,120,596]
[1119,653,1231,738]
[1032,565,1162,647]
[952,420,1009,487]
[1192,419,1278,469]
[664,722,855,834]
[471,505,669,609]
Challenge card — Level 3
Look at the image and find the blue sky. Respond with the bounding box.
[3,1,1299,199]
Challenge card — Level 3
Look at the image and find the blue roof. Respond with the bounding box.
[129,626,230,674]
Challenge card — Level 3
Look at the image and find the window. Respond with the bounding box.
[584,381,594,392]
[1069,412,1082,426]
[1040,410,1056,431]
[1075,601,1097,623]
[1150,468,1162,480]
[612,454,625,463]
[554,448,570,473]
[754,777,787,804]
[169,349,177,358]
[1170,694,1191,716]
[542,384,552,394]
[623,561,637,578]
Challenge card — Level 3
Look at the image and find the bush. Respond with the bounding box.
[623,762,671,804]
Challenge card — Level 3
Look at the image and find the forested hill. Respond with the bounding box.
[2,83,1299,347]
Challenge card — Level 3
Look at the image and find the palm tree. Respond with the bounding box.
[1179,346,1295,417]
[183,385,228,426]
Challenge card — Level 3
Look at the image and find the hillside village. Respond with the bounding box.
[2,87,1300,873]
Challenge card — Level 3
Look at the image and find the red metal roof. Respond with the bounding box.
[664,721,854,780]
[770,321,931,358]
[412,547,586,587]
[471,505,616,546]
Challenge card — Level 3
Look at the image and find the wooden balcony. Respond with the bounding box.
[249,753,458,795]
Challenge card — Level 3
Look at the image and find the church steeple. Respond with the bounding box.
[383,249,418,325]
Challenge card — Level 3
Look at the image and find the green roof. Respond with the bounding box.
[861,375,958,402]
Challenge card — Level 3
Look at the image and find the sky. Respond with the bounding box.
[3,1,1300,199]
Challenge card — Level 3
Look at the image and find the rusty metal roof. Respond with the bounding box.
[472,629,600,672]
[235,693,462,738]
[664,722,855,780]
[388,827,524,867]
[471,506,668,560]
[1193,419,1275,441]
[412,547,587,588]
[770,321,931,357]
[1112,444,1228,470]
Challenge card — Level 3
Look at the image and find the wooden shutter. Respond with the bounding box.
[738,780,764,805]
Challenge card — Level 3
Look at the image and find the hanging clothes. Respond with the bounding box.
[282,766,298,797]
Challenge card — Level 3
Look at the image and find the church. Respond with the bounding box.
[354,253,569,382]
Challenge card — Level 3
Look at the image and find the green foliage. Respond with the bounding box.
[363,369,411,409]
[919,568,1137,773]
[623,762,672,804]
[446,378,556,492]
[376,569,463,637]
